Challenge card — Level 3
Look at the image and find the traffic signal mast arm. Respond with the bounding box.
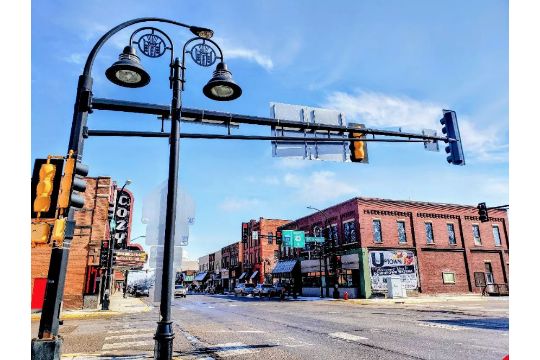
[90,97,452,144]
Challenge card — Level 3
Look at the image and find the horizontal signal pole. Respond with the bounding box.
[91,97,452,142]
[85,130,427,143]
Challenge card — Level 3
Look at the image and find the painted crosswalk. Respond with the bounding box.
[101,323,155,352]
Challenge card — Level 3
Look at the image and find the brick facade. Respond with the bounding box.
[31,177,114,309]
[280,197,509,297]
[243,218,291,284]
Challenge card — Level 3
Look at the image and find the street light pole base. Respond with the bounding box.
[154,321,174,360]
[31,336,63,360]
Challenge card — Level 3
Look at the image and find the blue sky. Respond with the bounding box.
[31,0,508,260]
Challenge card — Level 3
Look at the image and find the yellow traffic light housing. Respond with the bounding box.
[51,218,67,247]
[31,157,64,219]
[31,222,51,247]
[348,130,368,163]
[58,151,89,211]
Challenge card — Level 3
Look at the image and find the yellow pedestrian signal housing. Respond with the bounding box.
[348,130,368,163]
[51,218,67,246]
[58,152,89,211]
[31,222,51,247]
[31,157,64,219]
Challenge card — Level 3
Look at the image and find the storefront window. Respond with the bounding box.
[397,221,407,243]
[301,272,322,287]
[268,232,273,244]
[337,269,359,287]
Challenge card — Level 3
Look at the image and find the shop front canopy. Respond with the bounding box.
[271,260,299,276]
[250,271,259,280]
[194,272,208,282]
[238,272,247,280]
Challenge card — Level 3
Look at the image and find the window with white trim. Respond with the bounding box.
[425,222,434,244]
[492,225,502,246]
[342,219,357,244]
[397,221,407,243]
[372,220,382,243]
[447,223,457,245]
[472,224,482,245]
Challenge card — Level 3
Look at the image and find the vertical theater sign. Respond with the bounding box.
[114,189,133,249]
[369,250,419,291]
[112,188,147,270]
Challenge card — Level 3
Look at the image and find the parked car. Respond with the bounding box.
[174,284,187,298]
[253,284,275,297]
[234,283,255,296]
[134,286,149,297]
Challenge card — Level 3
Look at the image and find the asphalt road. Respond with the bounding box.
[31,294,508,359]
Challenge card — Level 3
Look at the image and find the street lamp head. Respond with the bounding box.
[124,179,132,186]
[189,26,214,39]
[105,46,151,88]
[203,62,242,101]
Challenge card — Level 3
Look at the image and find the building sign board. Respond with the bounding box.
[113,249,148,270]
[368,250,418,291]
[114,189,134,249]
[282,230,306,248]
[282,230,294,247]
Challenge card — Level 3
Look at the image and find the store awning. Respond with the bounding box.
[250,271,259,279]
[271,260,299,275]
[194,272,208,282]
[238,272,247,280]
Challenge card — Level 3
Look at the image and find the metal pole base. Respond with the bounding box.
[154,321,174,360]
[31,337,62,360]
[333,289,340,299]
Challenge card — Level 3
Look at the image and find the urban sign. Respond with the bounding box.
[305,236,325,243]
[114,189,134,249]
[368,250,418,291]
[113,249,148,270]
[282,230,306,248]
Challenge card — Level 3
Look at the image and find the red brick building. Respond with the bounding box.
[221,241,243,292]
[242,218,291,284]
[31,177,114,310]
[278,197,509,298]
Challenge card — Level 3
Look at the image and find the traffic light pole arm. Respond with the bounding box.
[487,205,509,210]
[90,98,453,143]
[86,129,427,142]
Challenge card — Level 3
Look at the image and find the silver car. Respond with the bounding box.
[174,284,187,298]
[253,284,275,297]
[234,283,255,296]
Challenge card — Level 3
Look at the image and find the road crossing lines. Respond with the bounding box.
[328,332,369,342]
[101,324,155,351]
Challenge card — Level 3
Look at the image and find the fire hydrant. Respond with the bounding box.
[344,291,349,300]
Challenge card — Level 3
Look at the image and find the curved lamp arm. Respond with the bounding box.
[82,17,211,76]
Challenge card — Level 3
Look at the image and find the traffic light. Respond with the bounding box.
[241,222,249,243]
[31,223,51,247]
[58,152,89,211]
[478,202,489,222]
[276,230,282,245]
[440,110,465,165]
[50,218,67,247]
[31,158,64,219]
[348,131,367,163]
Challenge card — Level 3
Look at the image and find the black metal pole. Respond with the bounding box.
[32,74,92,360]
[102,184,120,310]
[154,58,182,360]
[319,245,323,298]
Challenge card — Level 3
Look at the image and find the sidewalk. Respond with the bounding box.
[342,293,509,305]
[31,292,152,321]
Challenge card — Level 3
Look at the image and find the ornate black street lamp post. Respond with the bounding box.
[32,18,241,360]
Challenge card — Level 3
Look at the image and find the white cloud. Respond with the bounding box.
[321,90,508,163]
[273,157,315,170]
[63,53,86,65]
[219,197,263,212]
[283,171,360,202]
[225,47,274,70]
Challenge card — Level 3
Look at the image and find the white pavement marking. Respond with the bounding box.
[211,342,259,357]
[229,304,238,307]
[102,340,154,350]
[417,322,462,331]
[208,306,215,308]
[329,332,369,342]
[105,332,154,341]
[107,327,155,334]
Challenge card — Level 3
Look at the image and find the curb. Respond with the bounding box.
[32,304,152,321]
[340,295,504,305]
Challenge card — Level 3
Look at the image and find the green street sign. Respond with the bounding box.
[306,236,325,243]
[109,219,116,232]
[292,231,306,248]
[282,230,294,247]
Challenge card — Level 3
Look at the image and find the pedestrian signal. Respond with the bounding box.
[31,158,64,219]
